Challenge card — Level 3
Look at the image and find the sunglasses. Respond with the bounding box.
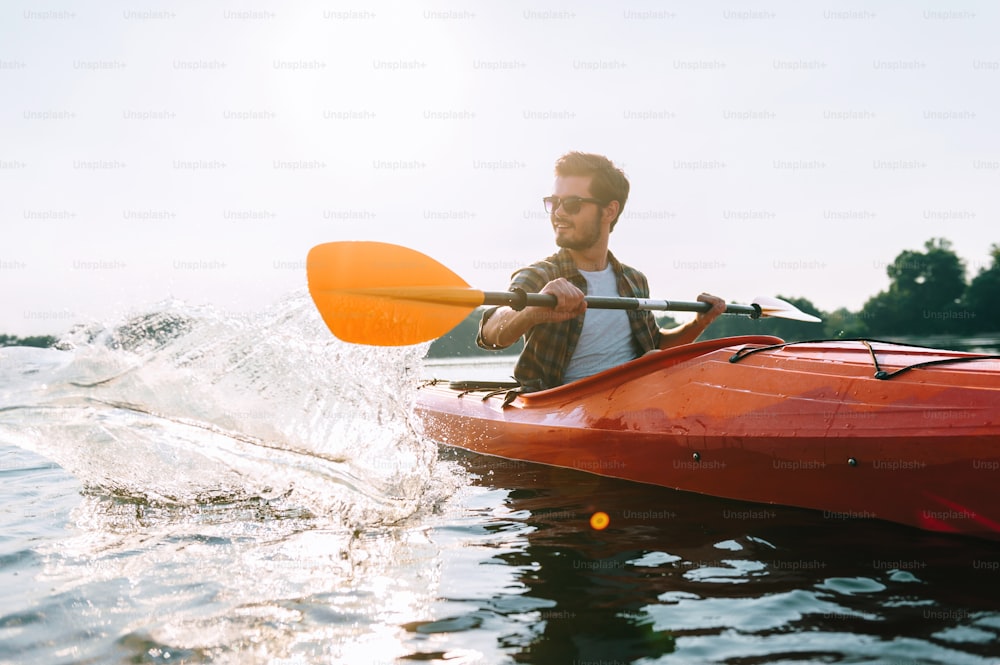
[543,195,608,215]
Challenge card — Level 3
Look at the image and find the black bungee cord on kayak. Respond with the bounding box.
[729,338,1000,380]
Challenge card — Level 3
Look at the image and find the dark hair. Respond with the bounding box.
[554,152,630,230]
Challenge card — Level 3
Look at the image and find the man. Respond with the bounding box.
[477,151,726,391]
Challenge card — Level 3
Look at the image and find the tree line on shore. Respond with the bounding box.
[0,334,57,348]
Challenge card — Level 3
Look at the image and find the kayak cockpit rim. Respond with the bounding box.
[422,335,785,406]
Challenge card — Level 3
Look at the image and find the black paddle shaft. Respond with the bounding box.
[481,290,762,318]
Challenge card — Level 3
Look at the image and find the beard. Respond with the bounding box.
[553,209,602,251]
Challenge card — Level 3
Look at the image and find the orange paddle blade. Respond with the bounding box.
[307,241,485,345]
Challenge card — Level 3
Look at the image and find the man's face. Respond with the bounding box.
[549,175,605,251]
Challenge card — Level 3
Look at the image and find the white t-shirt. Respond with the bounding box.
[563,265,637,383]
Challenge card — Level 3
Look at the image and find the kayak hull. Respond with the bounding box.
[416,336,1000,540]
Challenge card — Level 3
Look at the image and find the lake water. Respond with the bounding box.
[2,296,999,664]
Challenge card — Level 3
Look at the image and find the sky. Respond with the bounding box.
[2,0,998,336]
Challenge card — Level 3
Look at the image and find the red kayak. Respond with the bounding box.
[416,336,1000,541]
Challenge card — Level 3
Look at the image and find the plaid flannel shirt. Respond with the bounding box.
[477,249,661,391]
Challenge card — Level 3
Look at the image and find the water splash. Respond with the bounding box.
[0,288,469,663]
[0,291,458,529]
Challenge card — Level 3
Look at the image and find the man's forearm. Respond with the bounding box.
[657,319,710,349]
[481,307,538,349]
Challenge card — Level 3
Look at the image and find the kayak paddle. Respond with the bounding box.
[307,241,822,346]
